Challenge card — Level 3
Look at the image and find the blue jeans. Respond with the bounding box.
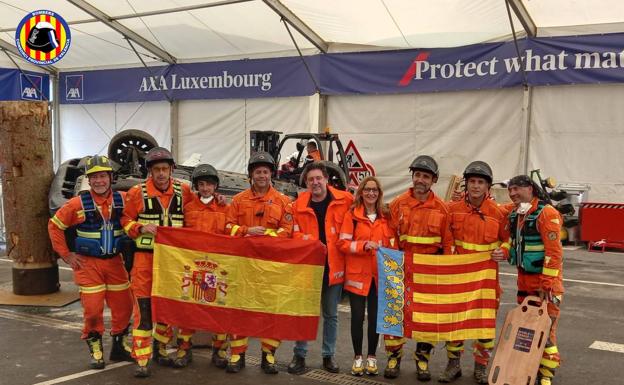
[294,274,342,358]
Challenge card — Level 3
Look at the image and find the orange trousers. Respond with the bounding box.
[73,255,132,339]
[130,251,193,362]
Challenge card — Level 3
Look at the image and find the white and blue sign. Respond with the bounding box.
[0,68,49,101]
[65,74,83,101]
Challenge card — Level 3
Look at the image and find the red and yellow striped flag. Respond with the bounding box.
[405,252,498,342]
[151,227,326,341]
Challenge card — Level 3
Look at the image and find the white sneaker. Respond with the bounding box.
[351,356,364,376]
[366,356,379,375]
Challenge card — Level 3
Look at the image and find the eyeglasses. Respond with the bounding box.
[362,188,379,194]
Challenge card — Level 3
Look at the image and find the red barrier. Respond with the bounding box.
[580,202,624,252]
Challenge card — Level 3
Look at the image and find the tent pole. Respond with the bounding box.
[318,94,328,134]
[170,100,179,159]
[521,86,533,173]
[52,75,61,170]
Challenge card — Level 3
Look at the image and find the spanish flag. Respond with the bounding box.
[151,227,326,341]
[406,252,498,342]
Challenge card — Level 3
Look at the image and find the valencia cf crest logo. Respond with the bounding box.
[15,10,71,65]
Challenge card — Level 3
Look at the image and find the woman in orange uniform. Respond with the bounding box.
[338,177,396,377]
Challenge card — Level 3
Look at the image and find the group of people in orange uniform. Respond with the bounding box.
[48,147,563,385]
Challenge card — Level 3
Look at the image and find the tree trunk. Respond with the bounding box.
[0,101,58,295]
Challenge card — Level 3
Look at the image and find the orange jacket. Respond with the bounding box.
[503,198,564,294]
[121,177,193,239]
[225,186,293,237]
[498,202,515,217]
[49,190,125,259]
[292,186,354,286]
[337,205,396,296]
[184,194,228,234]
[448,198,509,254]
[389,188,452,255]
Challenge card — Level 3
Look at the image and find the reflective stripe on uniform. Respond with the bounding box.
[544,345,559,354]
[526,244,545,251]
[542,267,559,277]
[124,221,137,233]
[133,329,153,337]
[350,241,357,253]
[500,242,511,250]
[134,346,152,357]
[229,338,249,347]
[264,229,278,237]
[106,282,130,291]
[51,215,68,230]
[293,224,300,232]
[384,337,406,347]
[79,284,106,294]
[339,233,353,240]
[540,358,559,368]
[230,225,240,236]
[454,239,501,251]
[399,234,441,244]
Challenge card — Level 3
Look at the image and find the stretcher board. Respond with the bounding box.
[489,296,552,385]
[444,175,462,201]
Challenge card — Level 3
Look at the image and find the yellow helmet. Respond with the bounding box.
[85,155,113,175]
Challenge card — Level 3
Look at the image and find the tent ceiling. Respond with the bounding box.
[0,0,623,72]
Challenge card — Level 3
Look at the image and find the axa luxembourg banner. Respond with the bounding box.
[59,32,624,103]
[151,227,326,341]
[0,68,50,101]
[60,55,320,104]
[376,249,498,342]
[321,32,624,95]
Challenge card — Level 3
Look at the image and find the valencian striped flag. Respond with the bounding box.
[151,227,326,341]
[406,252,498,342]
[377,249,498,342]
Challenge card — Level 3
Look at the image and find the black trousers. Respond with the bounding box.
[349,281,379,356]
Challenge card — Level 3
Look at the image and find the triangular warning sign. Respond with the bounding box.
[344,140,368,172]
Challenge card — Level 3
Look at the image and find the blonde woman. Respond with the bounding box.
[338,177,396,376]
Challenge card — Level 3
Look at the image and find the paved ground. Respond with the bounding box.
[1,246,623,385]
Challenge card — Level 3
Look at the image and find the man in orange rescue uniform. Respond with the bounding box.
[445,161,510,384]
[48,155,133,369]
[492,175,564,385]
[184,163,229,369]
[383,155,453,381]
[224,151,293,374]
[121,147,194,377]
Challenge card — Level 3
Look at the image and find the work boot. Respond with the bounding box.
[351,356,364,376]
[473,362,488,384]
[416,358,431,382]
[153,341,173,366]
[366,356,379,376]
[322,356,340,373]
[261,351,278,374]
[383,354,401,379]
[226,353,245,373]
[536,374,553,385]
[287,354,306,375]
[211,347,228,369]
[134,359,151,378]
[173,340,193,368]
[438,358,462,383]
[109,327,133,362]
[86,332,105,369]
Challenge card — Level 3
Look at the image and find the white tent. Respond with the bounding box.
[1,0,623,201]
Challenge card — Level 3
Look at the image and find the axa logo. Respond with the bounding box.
[398,51,430,86]
[20,73,42,100]
[65,74,83,101]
